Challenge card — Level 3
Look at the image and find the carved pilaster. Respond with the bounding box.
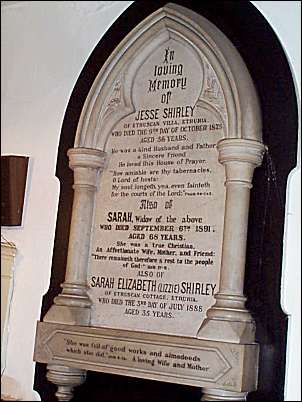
[47,364,86,401]
[201,388,248,401]
[44,147,106,326]
[198,139,265,343]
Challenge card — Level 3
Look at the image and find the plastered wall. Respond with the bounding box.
[1,2,132,399]
[1,1,300,400]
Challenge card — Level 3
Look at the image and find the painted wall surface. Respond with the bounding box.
[1,1,300,401]
[1,2,132,400]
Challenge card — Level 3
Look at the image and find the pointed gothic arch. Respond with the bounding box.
[75,3,262,151]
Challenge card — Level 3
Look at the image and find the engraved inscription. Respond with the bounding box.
[45,331,231,383]
[34,322,259,392]
[88,39,226,336]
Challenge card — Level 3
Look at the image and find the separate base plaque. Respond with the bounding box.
[34,321,259,397]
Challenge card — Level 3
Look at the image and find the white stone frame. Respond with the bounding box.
[36,4,266,401]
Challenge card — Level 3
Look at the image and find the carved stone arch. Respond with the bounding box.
[75,3,262,151]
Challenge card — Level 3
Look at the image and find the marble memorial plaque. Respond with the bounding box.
[88,38,226,336]
[34,5,264,399]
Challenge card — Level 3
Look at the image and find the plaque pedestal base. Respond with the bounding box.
[34,321,259,401]
[197,317,256,344]
[201,388,248,401]
[43,304,91,326]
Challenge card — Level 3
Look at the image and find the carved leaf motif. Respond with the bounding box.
[201,61,226,121]
[103,80,122,120]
